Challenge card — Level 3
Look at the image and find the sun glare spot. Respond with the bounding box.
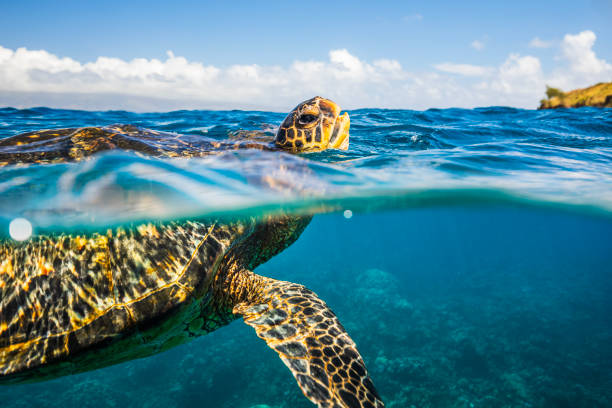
[9,218,33,241]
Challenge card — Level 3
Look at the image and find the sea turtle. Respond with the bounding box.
[0,97,384,408]
[0,96,350,166]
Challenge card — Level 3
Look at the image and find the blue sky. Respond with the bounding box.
[1,1,611,110]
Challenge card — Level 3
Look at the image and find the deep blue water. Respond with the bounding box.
[0,106,611,407]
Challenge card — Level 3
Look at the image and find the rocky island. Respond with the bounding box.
[539,82,612,109]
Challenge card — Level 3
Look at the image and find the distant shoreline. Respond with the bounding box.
[539,82,612,109]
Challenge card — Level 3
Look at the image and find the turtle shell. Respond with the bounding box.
[0,220,244,381]
[0,125,274,166]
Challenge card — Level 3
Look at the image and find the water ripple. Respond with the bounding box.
[0,106,611,231]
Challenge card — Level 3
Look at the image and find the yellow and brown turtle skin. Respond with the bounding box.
[0,98,384,408]
[276,96,350,152]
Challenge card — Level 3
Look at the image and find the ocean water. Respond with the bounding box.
[0,105,611,407]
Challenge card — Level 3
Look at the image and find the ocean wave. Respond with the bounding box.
[1,106,611,233]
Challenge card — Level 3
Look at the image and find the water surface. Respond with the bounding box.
[0,105,611,407]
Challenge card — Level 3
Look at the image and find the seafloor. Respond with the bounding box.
[1,205,611,407]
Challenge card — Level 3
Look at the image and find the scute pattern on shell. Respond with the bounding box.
[0,220,243,377]
[0,125,274,166]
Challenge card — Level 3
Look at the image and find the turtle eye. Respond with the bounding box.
[298,114,319,125]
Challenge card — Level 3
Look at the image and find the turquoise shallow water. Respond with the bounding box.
[0,106,611,406]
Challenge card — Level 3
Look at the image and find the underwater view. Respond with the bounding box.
[1,105,611,407]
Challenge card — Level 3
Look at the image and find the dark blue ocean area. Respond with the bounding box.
[0,105,611,407]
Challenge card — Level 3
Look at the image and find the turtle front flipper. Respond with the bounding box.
[233,272,384,408]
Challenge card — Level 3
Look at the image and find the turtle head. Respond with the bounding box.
[275,96,350,152]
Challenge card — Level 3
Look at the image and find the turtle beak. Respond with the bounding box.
[328,112,350,150]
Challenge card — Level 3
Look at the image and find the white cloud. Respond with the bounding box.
[490,54,544,94]
[471,40,485,51]
[560,30,611,75]
[0,46,431,110]
[529,37,552,48]
[434,63,492,76]
[0,30,610,111]
[546,30,612,91]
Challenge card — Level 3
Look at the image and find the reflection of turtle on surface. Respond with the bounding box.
[0,98,384,408]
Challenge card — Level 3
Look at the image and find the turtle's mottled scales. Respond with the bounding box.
[236,278,382,408]
[0,125,212,166]
[276,97,350,152]
[0,125,276,167]
[0,221,234,375]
